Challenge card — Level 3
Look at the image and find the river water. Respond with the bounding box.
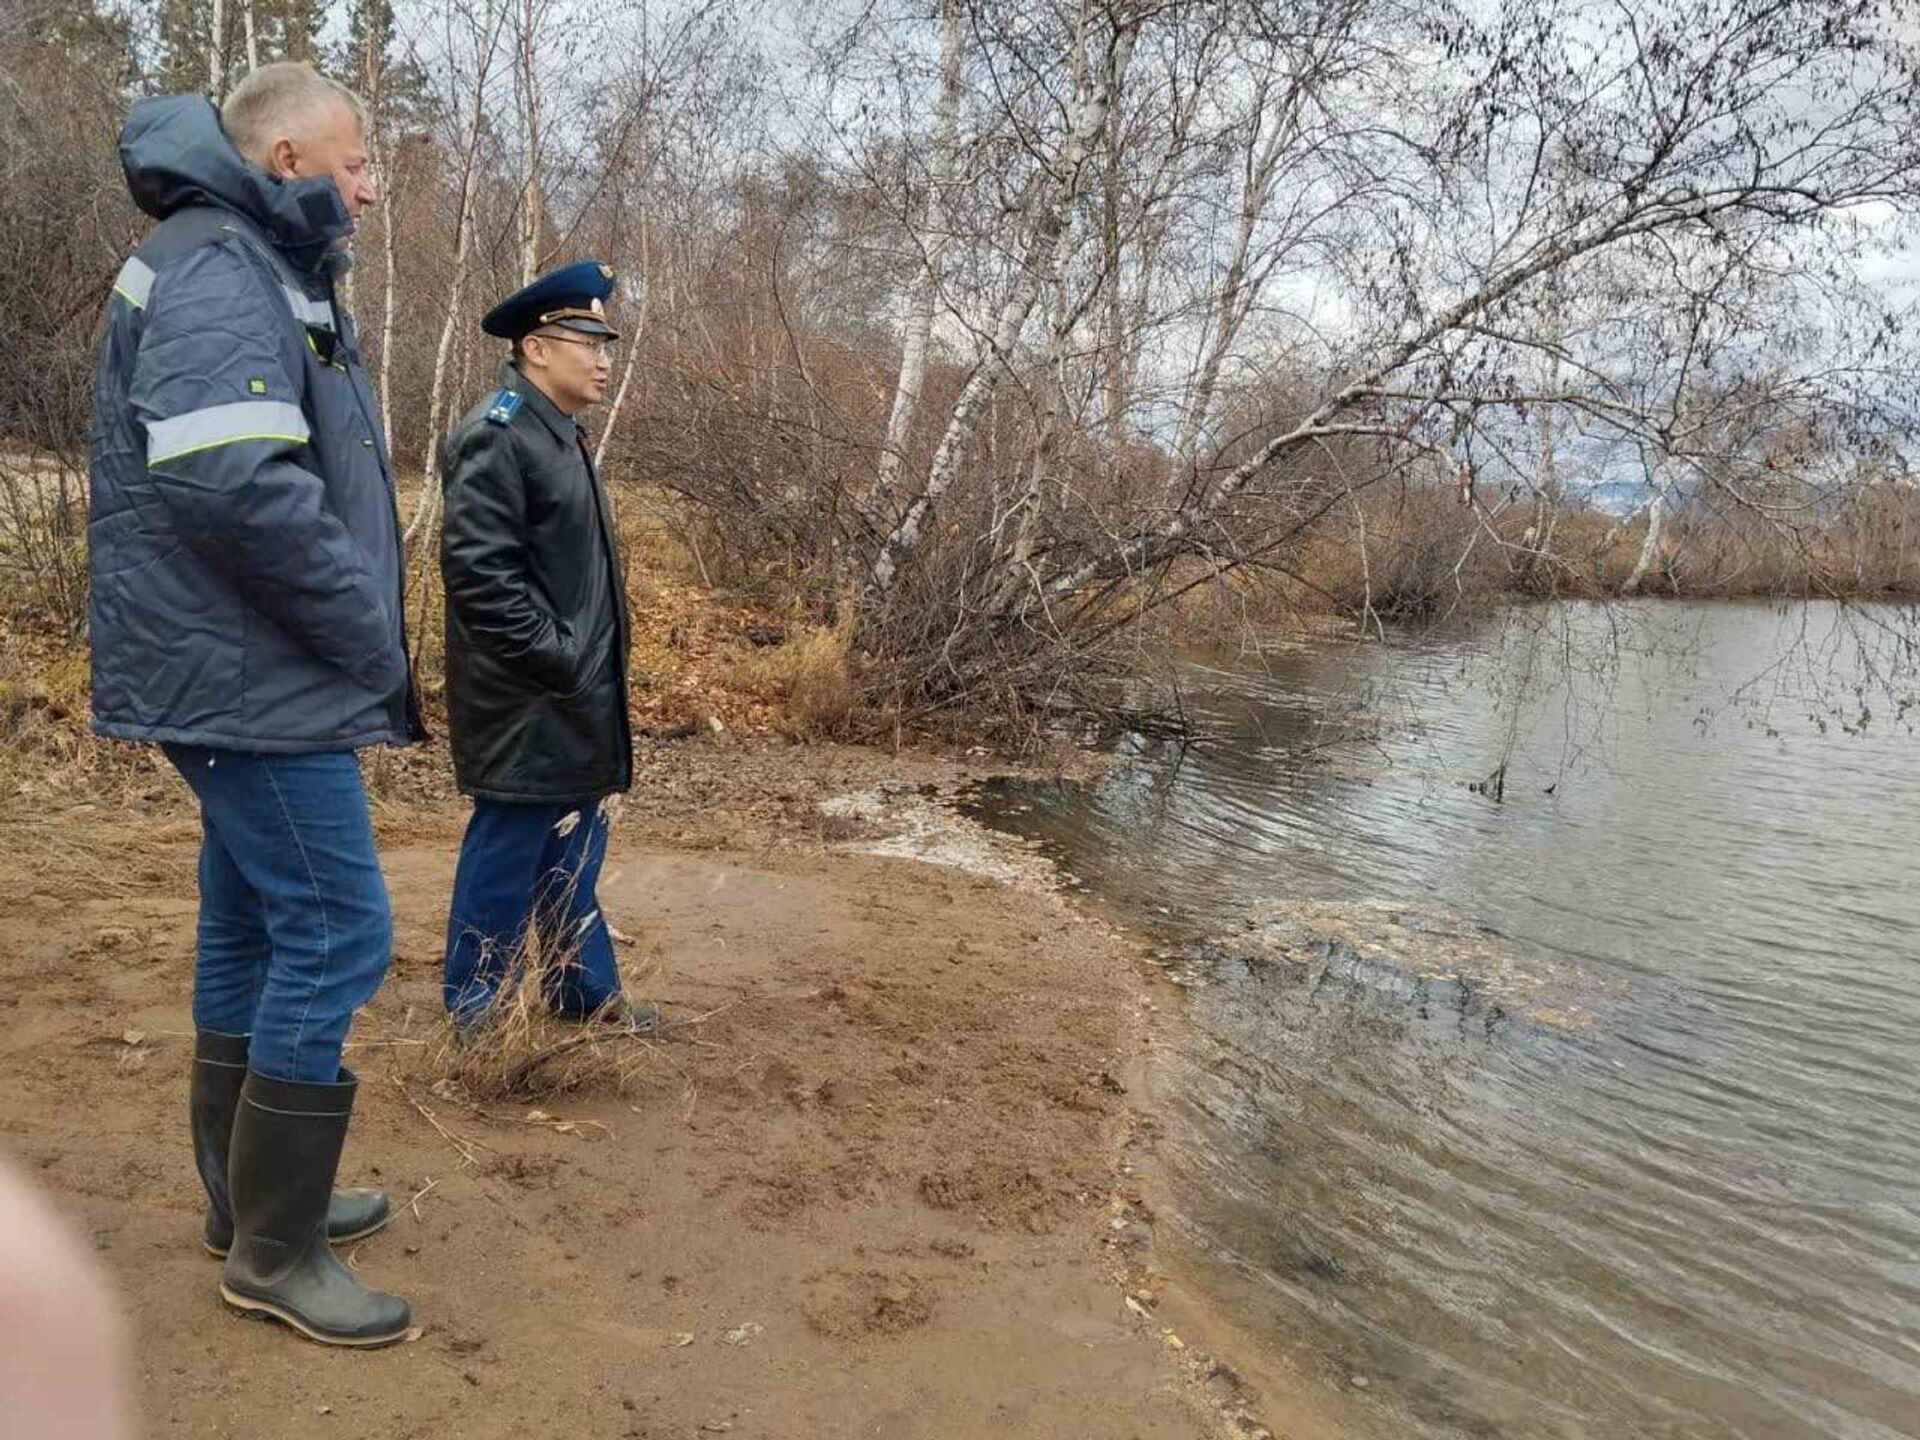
[963,601,1920,1440]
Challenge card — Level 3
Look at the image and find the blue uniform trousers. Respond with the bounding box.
[162,744,392,1082]
[442,798,623,1026]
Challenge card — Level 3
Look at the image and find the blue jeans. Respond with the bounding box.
[162,745,393,1082]
[443,799,623,1027]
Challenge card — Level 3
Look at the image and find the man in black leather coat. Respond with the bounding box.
[438,260,648,1031]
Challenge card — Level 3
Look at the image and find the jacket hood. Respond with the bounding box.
[119,95,352,271]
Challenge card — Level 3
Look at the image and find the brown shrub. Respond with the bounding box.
[731,614,861,738]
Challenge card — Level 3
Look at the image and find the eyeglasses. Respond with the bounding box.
[529,331,615,359]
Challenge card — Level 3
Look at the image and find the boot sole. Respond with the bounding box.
[219,1284,412,1348]
[203,1211,393,1260]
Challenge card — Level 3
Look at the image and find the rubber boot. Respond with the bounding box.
[191,1031,390,1256]
[219,1068,413,1347]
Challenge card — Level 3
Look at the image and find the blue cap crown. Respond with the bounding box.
[482,260,619,340]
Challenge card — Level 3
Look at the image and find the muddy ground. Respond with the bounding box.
[0,738,1279,1440]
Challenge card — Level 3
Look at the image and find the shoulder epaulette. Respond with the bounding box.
[484,388,523,426]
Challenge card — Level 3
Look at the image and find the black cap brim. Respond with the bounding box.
[548,315,620,340]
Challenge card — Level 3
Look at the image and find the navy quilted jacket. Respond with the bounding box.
[89,95,420,753]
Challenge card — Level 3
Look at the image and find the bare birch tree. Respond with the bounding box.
[1165,1,1368,492]
[514,0,545,284]
[209,0,228,96]
[874,0,967,508]
[870,0,1143,597]
[410,0,512,547]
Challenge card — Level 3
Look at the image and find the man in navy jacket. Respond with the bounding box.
[89,63,419,1348]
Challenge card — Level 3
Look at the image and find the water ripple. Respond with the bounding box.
[966,601,1920,1440]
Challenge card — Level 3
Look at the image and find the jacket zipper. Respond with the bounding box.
[324,278,426,742]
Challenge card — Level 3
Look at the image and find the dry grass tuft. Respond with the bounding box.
[424,870,672,1101]
[732,613,860,738]
[0,622,174,810]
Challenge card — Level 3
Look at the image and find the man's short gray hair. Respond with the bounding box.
[222,62,367,167]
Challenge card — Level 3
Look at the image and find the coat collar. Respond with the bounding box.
[501,363,579,444]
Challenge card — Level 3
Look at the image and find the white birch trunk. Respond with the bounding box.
[209,0,228,98]
[994,10,1109,607]
[1521,274,1565,583]
[517,0,543,285]
[875,0,965,506]
[243,0,258,70]
[1623,485,1666,594]
[1098,145,1128,448]
[417,225,475,524]
[411,99,490,543]
[1167,75,1298,489]
[358,19,397,447]
[1099,61,1199,452]
[871,284,1037,594]
[376,141,397,446]
[596,216,653,471]
[870,13,1138,598]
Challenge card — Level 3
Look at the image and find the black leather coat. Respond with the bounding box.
[439,365,631,803]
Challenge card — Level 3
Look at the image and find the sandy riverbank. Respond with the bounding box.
[0,737,1312,1440]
